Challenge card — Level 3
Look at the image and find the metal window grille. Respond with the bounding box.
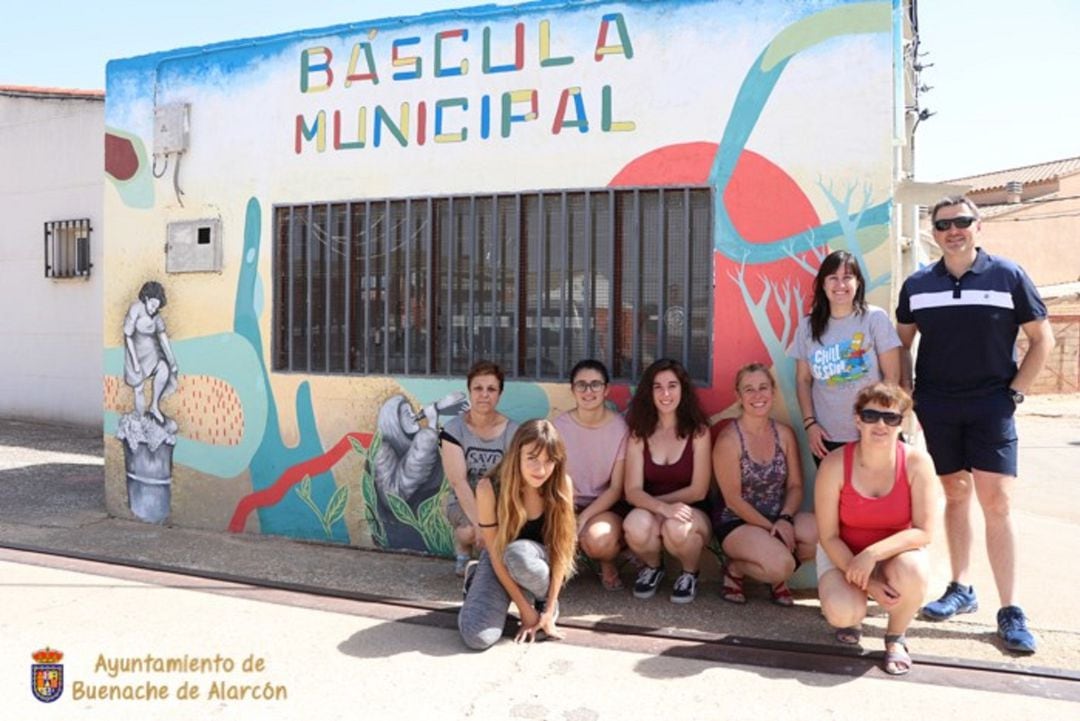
[272,187,713,383]
[44,218,92,278]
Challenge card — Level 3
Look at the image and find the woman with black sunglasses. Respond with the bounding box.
[788,251,902,464]
[814,383,936,676]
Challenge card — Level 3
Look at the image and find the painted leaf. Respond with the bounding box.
[297,475,312,499]
[417,491,442,527]
[363,505,388,547]
[384,491,418,526]
[325,485,350,526]
[348,436,369,457]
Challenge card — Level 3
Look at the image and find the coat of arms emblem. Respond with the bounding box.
[31,647,64,703]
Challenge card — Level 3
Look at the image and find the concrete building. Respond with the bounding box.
[951,156,1080,287]
[0,86,104,427]
[101,0,922,549]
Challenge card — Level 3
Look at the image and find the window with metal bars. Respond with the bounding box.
[44,218,92,278]
[272,187,713,383]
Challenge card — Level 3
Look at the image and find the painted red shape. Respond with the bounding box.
[609,143,821,416]
[609,141,717,186]
[105,133,139,181]
[227,431,373,533]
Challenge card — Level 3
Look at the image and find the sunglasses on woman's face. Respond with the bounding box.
[932,216,976,232]
[572,380,606,393]
[858,408,903,427]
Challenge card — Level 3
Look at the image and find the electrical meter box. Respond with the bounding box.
[154,103,190,155]
[166,219,222,273]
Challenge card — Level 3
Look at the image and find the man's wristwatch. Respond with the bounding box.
[1009,388,1025,405]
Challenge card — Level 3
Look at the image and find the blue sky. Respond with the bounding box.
[3,0,1078,181]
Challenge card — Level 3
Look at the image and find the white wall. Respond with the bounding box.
[0,92,104,427]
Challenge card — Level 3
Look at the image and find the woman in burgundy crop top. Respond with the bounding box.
[814,383,936,676]
[622,359,713,604]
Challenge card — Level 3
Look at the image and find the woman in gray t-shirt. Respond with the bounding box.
[439,361,518,575]
[787,251,901,464]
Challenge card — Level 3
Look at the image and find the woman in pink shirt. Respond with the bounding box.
[814,383,936,675]
[554,360,630,591]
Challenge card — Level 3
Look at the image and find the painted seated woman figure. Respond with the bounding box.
[711,363,817,606]
[554,359,630,591]
[622,358,713,604]
[815,383,936,675]
[458,419,577,650]
[440,361,519,575]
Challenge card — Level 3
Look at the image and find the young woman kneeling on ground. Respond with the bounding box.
[711,363,817,606]
[815,384,936,675]
[458,419,577,650]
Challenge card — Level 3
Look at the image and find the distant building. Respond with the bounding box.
[947,156,1080,287]
[0,86,104,426]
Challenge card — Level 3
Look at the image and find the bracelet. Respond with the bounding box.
[804,419,818,430]
[802,416,815,423]
[777,514,795,525]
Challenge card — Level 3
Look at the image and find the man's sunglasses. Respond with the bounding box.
[858,409,903,427]
[932,216,976,232]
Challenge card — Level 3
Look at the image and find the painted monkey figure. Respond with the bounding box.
[371,392,469,548]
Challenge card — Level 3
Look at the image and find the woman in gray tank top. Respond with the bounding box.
[440,361,519,575]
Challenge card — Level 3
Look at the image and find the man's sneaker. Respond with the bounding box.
[670,571,698,604]
[921,582,978,621]
[997,606,1037,654]
[461,560,479,598]
[633,565,665,599]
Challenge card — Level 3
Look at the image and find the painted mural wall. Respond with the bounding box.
[103,0,902,554]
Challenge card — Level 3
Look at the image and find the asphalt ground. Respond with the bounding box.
[1,395,1078,678]
[5,551,1077,720]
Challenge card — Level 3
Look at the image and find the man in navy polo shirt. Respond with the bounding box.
[896,195,1054,655]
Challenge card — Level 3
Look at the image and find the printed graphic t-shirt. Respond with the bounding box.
[440,416,519,510]
[787,306,901,442]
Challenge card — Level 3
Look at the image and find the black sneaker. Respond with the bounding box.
[633,565,665,599]
[462,559,479,598]
[670,571,698,604]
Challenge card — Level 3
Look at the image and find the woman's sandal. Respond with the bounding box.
[770,580,795,607]
[883,634,912,676]
[835,626,862,645]
[721,567,747,604]
[599,563,624,592]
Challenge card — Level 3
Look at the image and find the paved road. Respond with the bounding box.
[2,550,1077,720]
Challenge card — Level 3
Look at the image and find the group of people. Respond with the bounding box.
[443,196,1052,675]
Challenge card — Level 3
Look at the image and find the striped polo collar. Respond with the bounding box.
[932,247,991,277]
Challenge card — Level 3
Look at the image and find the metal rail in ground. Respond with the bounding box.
[2,542,1077,702]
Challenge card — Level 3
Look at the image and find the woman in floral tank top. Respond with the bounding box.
[712,363,817,606]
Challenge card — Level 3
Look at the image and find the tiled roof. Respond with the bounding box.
[976,192,1061,219]
[0,85,104,100]
[946,156,1080,192]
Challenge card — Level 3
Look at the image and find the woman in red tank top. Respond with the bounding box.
[622,359,713,604]
[814,383,936,676]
